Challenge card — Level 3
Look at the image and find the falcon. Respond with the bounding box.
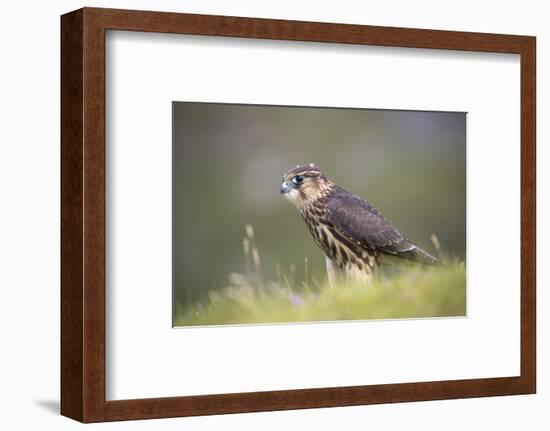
[280,163,438,284]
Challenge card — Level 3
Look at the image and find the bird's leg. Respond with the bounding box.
[325,256,340,288]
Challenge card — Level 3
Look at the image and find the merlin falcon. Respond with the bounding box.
[281,164,438,284]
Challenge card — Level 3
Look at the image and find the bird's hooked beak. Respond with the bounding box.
[280,180,293,195]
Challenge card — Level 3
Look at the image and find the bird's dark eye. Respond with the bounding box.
[292,175,305,185]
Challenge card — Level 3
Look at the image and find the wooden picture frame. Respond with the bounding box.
[61,7,536,423]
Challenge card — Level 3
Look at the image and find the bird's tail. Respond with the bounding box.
[398,246,439,265]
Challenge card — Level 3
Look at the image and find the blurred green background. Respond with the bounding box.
[173,102,466,314]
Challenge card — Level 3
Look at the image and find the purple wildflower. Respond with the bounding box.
[289,292,304,306]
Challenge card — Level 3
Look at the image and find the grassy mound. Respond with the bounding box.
[174,260,466,327]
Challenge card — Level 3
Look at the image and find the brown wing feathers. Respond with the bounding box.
[326,187,438,265]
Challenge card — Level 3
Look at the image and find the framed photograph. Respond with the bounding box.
[61,7,536,422]
[171,102,467,327]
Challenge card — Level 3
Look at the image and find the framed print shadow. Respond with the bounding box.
[61,7,536,423]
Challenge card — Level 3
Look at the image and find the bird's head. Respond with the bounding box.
[281,163,333,208]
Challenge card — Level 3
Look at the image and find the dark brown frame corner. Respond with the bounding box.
[61,7,536,423]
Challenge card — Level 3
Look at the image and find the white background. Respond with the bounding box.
[106,32,520,400]
[0,0,546,429]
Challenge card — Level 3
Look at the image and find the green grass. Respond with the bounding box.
[174,226,466,327]
[174,263,466,327]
